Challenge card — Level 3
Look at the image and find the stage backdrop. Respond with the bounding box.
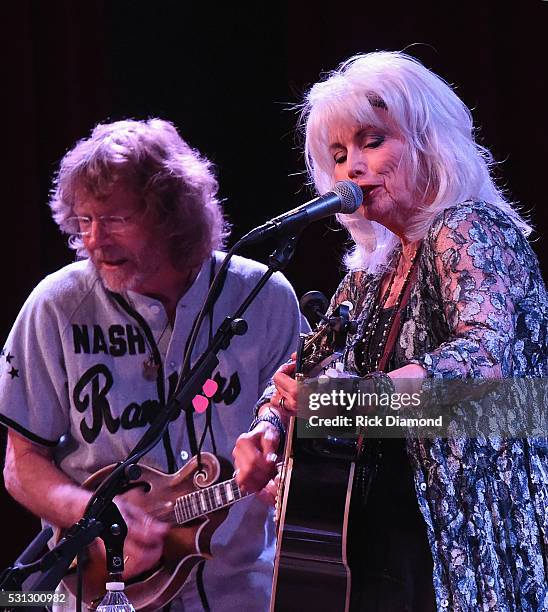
[2,0,547,573]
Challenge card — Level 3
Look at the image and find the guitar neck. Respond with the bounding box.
[173,477,248,524]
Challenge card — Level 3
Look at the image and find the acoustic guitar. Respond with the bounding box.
[59,452,247,611]
[270,302,360,612]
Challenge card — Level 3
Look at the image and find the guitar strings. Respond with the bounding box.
[144,488,233,523]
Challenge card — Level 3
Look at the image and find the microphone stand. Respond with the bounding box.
[127,233,299,461]
[0,233,299,611]
[0,527,52,592]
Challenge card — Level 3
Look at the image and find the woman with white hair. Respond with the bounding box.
[235,51,548,610]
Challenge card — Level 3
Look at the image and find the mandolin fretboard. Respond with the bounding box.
[174,478,246,523]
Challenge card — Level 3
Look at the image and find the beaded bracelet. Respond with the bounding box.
[248,411,286,452]
[254,381,277,417]
[254,395,273,418]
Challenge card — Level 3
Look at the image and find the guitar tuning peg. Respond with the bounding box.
[347,321,358,335]
[299,291,329,326]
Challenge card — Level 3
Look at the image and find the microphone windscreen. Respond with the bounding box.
[333,180,363,213]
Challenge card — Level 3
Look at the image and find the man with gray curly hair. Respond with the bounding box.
[1,118,302,611]
[51,118,229,303]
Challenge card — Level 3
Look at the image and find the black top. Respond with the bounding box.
[350,307,436,612]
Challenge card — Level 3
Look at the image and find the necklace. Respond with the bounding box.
[142,319,171,381]
[356,244,420,374]
[140,266,199,381]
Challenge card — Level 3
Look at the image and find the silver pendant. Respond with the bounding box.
[143,357,159,381]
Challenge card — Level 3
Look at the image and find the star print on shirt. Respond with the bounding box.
[8,367,19,379]
[5,352,14,364]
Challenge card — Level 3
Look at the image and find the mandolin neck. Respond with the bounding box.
[173,477,248,524]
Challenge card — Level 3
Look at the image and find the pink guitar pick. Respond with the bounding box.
[192,395,210,413]
[202,379,218,397]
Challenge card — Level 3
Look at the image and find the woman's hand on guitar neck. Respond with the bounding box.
[272,356,298,414]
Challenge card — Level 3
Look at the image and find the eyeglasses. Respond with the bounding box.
[66,215,137,237]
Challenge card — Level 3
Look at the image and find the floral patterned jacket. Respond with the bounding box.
[331,201,548,611]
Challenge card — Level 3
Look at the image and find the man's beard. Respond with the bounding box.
[91,244,163,294]
[97,263,147,293]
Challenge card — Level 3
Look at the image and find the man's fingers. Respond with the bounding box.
[106,499,169,580]
[122,538,164,580]
[115,498,169,548]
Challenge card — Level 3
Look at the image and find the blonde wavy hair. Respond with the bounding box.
[300,51,530,273]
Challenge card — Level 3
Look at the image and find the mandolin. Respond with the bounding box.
[58,452,247,611]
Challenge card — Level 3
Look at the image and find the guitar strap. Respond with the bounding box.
[378,245,421,372]
[159,559,210,612]
[181,255,226,460]
[355,245,420,467]
[196,559,211,612]
[182,256,225,612]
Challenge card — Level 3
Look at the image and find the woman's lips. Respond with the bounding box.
[361,185,379,202]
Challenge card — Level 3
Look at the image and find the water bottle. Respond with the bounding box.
[96,581,136,612]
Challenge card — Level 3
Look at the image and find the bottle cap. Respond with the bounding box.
[105,581,125,591]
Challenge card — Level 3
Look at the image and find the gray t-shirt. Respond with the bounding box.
[0,252,303,611]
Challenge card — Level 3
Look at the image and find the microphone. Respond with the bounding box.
[242,180,363,244]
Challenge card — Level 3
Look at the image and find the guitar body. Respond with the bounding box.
[270,302,360,612]
[271,429,356,612]
[59,453,234,611]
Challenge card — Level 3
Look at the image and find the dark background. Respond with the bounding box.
[2,0,547,574]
